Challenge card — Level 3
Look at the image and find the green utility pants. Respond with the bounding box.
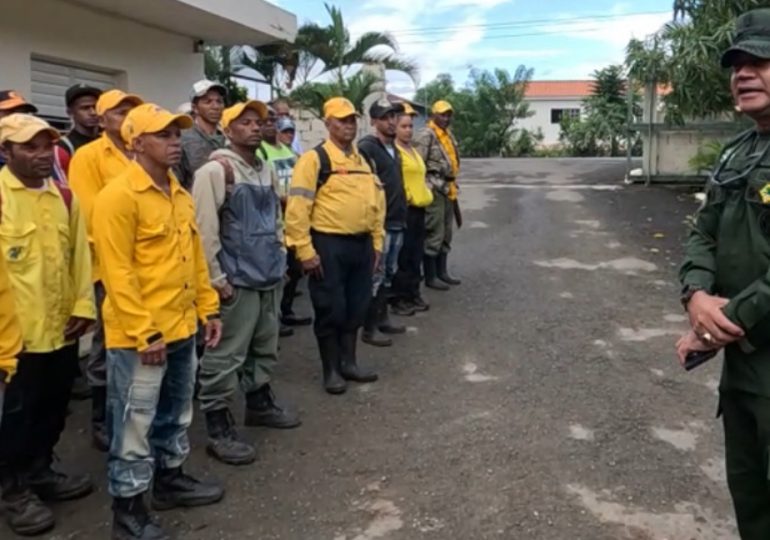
[198,286,280,413]
[721,389,770,540]
[424,188,453,257]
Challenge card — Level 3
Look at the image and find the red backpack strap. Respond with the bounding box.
[53,180,73,216]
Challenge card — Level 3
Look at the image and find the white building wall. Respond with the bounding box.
[517,98,585,146]
[0,0,205,112]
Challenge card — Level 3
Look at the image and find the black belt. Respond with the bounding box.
[311,229,370,240]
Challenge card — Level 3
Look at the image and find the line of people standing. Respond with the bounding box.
[0,82,462,539]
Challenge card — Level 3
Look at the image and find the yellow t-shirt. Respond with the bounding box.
[398,143,434,208]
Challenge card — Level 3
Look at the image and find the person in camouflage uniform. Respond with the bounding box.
[677,9,770,539]
[414,100,461,291]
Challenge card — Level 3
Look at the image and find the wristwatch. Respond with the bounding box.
[680,284,704,310]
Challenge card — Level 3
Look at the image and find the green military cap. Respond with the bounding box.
[722,9,770,68]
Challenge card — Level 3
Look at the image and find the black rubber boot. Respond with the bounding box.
[151,467,224,511]
[437,252,461,285]
[244,385,301,429]
[318,334,346,394]
[112,494,168,540]
[361,294,392,347]
[1,472,55,536]
[27,459,93,502]
[378,289,407,333]
[92,386,109,452]
[424,256,450,291]
[281,312,312,326]
[340,331,378,383]
[389,298,416,318]
[205,409,257,466]
[409,295,430,312]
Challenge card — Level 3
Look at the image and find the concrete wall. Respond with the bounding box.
[0,0,205,111]
[517,98,585,146]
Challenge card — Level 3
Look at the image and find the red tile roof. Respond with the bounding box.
[524,80,594,98]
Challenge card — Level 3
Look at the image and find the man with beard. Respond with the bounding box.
[193,101,300,466]
[93,104,224,540]
[415,101,462,290]
[176,80,226,190]
[285,97,384,394]
[0,114,95,536]
[358,99,408,348]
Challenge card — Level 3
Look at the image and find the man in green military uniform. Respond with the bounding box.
[414,101,462,291]
[677,9,770,539]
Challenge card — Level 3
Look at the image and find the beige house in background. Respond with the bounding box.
[0,0,297,127]
[518,81,593,146]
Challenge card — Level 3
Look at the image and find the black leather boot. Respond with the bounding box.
[424,256,449,291]
[205,409,257,466]
[437,252,461,285]
[409,294,430,312]
[379,288,407,333]
[318,334,346,394]
[340,331,378,383]
[92,386,109,452]
[151,467,223,511]
[244,385,301,429]
[361,294,392,347]
[1,471,54,536]
[112,494,168,540]
[27,458,93,502]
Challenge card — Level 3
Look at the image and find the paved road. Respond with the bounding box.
[51,158,737,540]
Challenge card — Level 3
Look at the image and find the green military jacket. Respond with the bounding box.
[414,126,459,193]
[680,129,770,396]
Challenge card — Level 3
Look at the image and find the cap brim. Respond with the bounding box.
[326,110,360,120]
[192,84,227,100]
[4,125,60,144]
[148,113,193,134]
[0,99,38,113]
[721,41,770,67]
[98,94,144,115]
[67,88,102,106]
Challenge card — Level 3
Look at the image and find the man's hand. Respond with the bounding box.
[140,340,167,366]
[63,317,93,341]
[373,250,382,273]
[302,255,323,279]
[204,318,223,349]
[214,281,235,303]
[675,330,719,366]
[687,291,744,346]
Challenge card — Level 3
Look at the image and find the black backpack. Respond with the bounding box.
[314,144,377,189]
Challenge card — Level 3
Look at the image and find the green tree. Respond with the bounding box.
[560,65,638,157]
[625,0,762,122]
[203,46,248,105]
[288,71,380,118]
[415,67,533,157]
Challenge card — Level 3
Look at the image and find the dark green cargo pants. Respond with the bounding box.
[721,389,770,540]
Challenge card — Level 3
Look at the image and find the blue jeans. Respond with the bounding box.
[107,338,196,498]
[372,230,404,295]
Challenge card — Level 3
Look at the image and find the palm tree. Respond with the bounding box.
[289,71,380,118]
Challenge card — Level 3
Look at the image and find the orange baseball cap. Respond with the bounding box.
[96,89,143,116]
[0,90,37,114]
[0,114,59,144]
[323,97,358,120]
[121,103,192,149]
[221,100,269,129]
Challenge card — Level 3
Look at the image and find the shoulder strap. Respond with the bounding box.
[257,145,268,161]
[314,144,332,189]
[210,156,235,192]
[60,136,75,156]
[53,180,73,216]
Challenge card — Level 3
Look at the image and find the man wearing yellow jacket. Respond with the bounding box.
[0,255,23,426]
[415,100,462,290]
[93,104,224,540]
[68,89,143,452]
[0,114,96,536]
[285,97,385,395]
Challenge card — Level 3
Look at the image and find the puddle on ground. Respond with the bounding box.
[651,426,698,452]
[534,257,657,274]
[566,484,736,540]
[458,188,497,211]
[569,424,595,441]
[546,190,585,202]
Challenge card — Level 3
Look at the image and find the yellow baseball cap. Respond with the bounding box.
[0,114,60,144]
[221,100,269,129]
[431,100,453,114]
[121,103,193,149]
[96,89,143,116]
[401,102,417,116]
[323,97,358,120]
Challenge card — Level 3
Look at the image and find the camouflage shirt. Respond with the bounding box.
[414,127,459,192]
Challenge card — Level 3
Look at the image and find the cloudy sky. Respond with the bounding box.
[267,0,673,97]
